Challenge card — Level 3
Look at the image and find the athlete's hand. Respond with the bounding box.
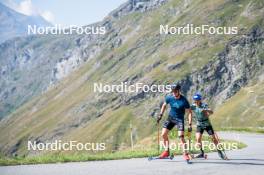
[188,125,192,132]
[157,114,162,123]
[202,110,209,117]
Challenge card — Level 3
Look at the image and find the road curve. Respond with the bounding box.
[1,132,264,175]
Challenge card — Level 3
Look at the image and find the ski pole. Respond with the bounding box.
[187,129,194,159]
[157,121,160,153]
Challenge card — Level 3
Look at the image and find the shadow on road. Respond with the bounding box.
[164,158,264,166]
[229,158,264,162]
[189,161,264,166]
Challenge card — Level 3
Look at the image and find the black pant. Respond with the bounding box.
[196,125,214,135]
[163,119,184,131]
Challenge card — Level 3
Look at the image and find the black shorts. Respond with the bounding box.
[163,119,184,131]
[196,125,214,135]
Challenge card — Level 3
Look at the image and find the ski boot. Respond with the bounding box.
[217,149,228,160]
[159,150,170,159]
[195,152,208,159]
[195,153,204,158]
[183,153,192,164]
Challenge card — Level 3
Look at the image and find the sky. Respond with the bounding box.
[0,0,128,26]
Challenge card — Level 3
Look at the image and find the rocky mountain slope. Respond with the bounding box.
[0,0,263,157]
[0,2,52,43]
[0,0,169,119]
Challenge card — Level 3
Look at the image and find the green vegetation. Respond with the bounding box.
[0,132,246,166]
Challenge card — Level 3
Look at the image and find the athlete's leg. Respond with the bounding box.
[207,126,218,145]
[207,126,226,159]
[196,132,204,154]
[196,125,204,156]
[178,130,191,161]
[178,130,187,153]
[161,128,170,151]
[210,134,219,145]
[177,121,186,154]
[159,120,174,158]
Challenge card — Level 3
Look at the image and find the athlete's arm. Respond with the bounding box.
[184,97,192,126]
[157,102,166,123]
[202,108,213,116]
[187,108,192,126]
[206,109,213,115]
[160,102,167,116]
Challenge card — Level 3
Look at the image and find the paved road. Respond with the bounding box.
[1,132,264,175]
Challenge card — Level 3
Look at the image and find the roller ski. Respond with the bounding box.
[148,155,174,161]
[194,153,208,159]
[148,151,174,161]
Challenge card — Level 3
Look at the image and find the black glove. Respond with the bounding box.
[157,114,162,123]
[188,125,192,132]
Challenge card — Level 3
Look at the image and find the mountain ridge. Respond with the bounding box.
[0,2,52,43]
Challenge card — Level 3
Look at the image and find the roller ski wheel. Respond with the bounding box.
[186,159,192,164]
[169,154,174,160]
[183,153,192,164]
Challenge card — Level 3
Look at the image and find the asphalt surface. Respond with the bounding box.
[1,132,264,175]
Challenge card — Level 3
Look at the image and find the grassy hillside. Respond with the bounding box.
[0,0,263,157]
[212,79,264,131]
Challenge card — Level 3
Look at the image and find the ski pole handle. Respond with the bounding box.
[157,113,162,124]
[187,125,192,133]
